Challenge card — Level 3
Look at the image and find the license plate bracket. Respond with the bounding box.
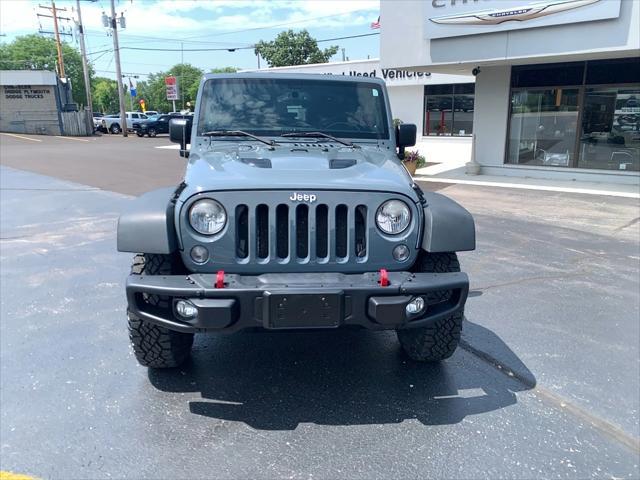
[263,291,343,329]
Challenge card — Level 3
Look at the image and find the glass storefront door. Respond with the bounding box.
[507,88,579,167]
[509,88,578,167]
[579,86,640,171]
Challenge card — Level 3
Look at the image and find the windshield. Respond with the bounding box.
[197,77,389,140]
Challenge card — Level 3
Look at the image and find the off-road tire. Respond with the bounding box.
[396,252,464,362]
[127,253,193,368]
[110,123,121,134]
[147,128,157,137]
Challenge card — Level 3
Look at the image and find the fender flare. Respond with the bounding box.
[421,192,476,253]
[117,187,178,254]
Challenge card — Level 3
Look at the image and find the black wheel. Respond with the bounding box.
[147,128,157,137]
[110,123,121,134]
[396,252,463,362]
[127,253,194,368]
[136,131,144,137]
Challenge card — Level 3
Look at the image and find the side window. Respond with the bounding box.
[132,113,139,119]
[140,114,148,119]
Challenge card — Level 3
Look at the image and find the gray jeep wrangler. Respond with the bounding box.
[117,73,475,368]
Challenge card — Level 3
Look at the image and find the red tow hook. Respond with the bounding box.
[379,268,389,287]
[215,270,225,289]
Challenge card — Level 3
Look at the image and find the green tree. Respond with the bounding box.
[170,63,204,110]
[0,34,94,107]
[254,30,338,67]
[133,63,204,113]
[134,75,169,113]
[92,77,119,114]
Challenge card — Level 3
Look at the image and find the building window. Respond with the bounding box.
[579,86,640,171]
[506,59,640,171]
[507,88,580,167]
[424,83,474,136]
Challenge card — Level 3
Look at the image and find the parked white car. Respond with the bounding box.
[100,112,148,134]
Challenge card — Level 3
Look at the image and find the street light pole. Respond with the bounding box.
[76,0,93,120]
[110,0,127,137]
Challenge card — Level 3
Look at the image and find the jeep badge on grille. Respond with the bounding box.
[290,192,317,203]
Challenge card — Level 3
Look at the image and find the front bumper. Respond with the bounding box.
[126,271,469,333]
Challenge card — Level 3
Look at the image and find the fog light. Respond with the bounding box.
[405,297,425,315]
[190,245,209,264]
[175,300,197,319]
[393,244,410,262]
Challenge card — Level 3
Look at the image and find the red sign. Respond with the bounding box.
[165,76,178,100]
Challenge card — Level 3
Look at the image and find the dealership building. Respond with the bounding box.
[0,70,90,136]
[380,0,640,183]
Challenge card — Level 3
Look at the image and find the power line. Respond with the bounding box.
[121,45,254,52]
[94,69,150,76]
[317,32,380,43]
[83,29,253,47]
[82,9,378,46]
[91,32,380,53]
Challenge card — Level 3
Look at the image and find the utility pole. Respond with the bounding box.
[51,2,65,78]
[37,2,72,78]
[75,0,92,118]
[109,0,127,137]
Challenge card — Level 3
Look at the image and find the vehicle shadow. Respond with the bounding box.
[148,320,536,430]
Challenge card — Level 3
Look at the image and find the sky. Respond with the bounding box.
[0,0,381,81]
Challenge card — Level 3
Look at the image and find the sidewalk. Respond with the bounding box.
[414,162,640,199]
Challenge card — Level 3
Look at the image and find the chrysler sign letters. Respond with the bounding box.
[426,0,621,39]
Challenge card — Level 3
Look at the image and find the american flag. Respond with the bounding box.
[370,16,380,29]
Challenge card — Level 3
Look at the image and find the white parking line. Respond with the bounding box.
[414,176,640,199]
[155,145,179,149]
[0,133,42,142]
[54,136,90,142]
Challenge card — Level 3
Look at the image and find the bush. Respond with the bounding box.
[403,150,426,168]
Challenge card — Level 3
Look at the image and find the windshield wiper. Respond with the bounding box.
[280,131,359,148]
[202,130,277,146]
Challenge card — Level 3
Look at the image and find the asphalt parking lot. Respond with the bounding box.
[1,132,639,479]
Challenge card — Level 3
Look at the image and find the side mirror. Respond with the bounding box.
[396,123,417,159]
[169,118,192,158]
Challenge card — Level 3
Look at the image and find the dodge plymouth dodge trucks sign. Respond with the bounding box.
[427,0,621,39]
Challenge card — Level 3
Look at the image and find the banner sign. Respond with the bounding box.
[255,60,472,87]
[426,0,622,39]
[165,76,178,101]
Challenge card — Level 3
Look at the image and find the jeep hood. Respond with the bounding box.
[181,142,417,200]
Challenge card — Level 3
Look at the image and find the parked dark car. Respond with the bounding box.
[135,114,188,137]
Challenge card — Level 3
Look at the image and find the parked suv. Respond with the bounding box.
[135,114,187,137]
[101,111,148,134]
[117,74,475,368]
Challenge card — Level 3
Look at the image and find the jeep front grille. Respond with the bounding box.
[180,191,420,273]
[234,203,368,262]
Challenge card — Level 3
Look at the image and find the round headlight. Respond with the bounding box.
[376,200,411,235]
[189,199,226,235]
